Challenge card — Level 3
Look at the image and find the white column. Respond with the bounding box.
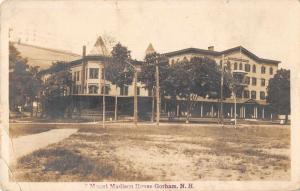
[241,106,244,118]
[262,107,265,119]
[240,107,243,118]
[254,106,257,118]
[211,105,214,117]
[230,106,233,118]
[177,104,180,117]
[200,103,203,118]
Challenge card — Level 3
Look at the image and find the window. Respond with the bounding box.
[226,61,231,70]
[236,91,243,98]
[89,68,99,79]
[270,67,273,75]
[239,63,243,70]
[234,62,238,70]
[245,76,250,85]
[244,90,249,98]
[101,84,110,94]
[245,64,251,72]
[251,91,256,99]
[260,91,266,100]
[101,68,104,79]
[137,87,140,96]
[76,71,80,81]
[261,78,265,86]
[252,65,256,73]
[252,77,257,86]
[88,84,99,94]
[120,85,129,95]
[74,71,80,81]
[261,66,266,74]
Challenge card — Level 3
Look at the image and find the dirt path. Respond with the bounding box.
[10,128,78,164]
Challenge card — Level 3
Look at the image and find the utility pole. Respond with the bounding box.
[133,69,138,127]
[234,91,237,128]
[102,60,106,128]
[155,57,160,127]
[151,88,155,123]
[81,46,87,94]
[220,54,224,127]
[125,60,138,127]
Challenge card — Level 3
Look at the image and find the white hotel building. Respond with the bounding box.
[66,37,280,120]
[163,46,280,119]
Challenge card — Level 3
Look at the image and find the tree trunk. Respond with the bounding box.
[151,88,155,123]
[30,100,34,117]
[35,101,38,117]
[40,99,44,118]
[114,95,118,121]
[185,97,191,123]
[78,97,82,117]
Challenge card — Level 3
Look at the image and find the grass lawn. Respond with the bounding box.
[10,123,290,181]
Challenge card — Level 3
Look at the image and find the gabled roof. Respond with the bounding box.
[164,46,280,65]
[145,43,156,55]
[221,46,280,64]
[89,36,110,56]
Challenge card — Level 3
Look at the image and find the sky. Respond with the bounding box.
[2,0,300,69]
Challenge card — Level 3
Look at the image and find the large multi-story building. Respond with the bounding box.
[65,37,151,118]
[42,36,279,120]
[163,46,280,119]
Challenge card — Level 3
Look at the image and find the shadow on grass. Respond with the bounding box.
[16,147,152,181]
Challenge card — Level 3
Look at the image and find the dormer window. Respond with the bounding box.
[252,65,256,73]
[270,67,273,75]
[261,66,266,74]
[245,64,251,72]
[226,61,231,70]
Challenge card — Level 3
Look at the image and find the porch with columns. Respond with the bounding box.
[162,98,271,120]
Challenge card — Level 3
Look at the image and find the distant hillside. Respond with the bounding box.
[12,42,81,69]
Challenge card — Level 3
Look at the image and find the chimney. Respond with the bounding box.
[81,45,87,94]
[82,45,86,57]
[208,46,214,51]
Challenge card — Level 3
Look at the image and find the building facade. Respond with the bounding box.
[164,46,280,119]
[40,37,280,120]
